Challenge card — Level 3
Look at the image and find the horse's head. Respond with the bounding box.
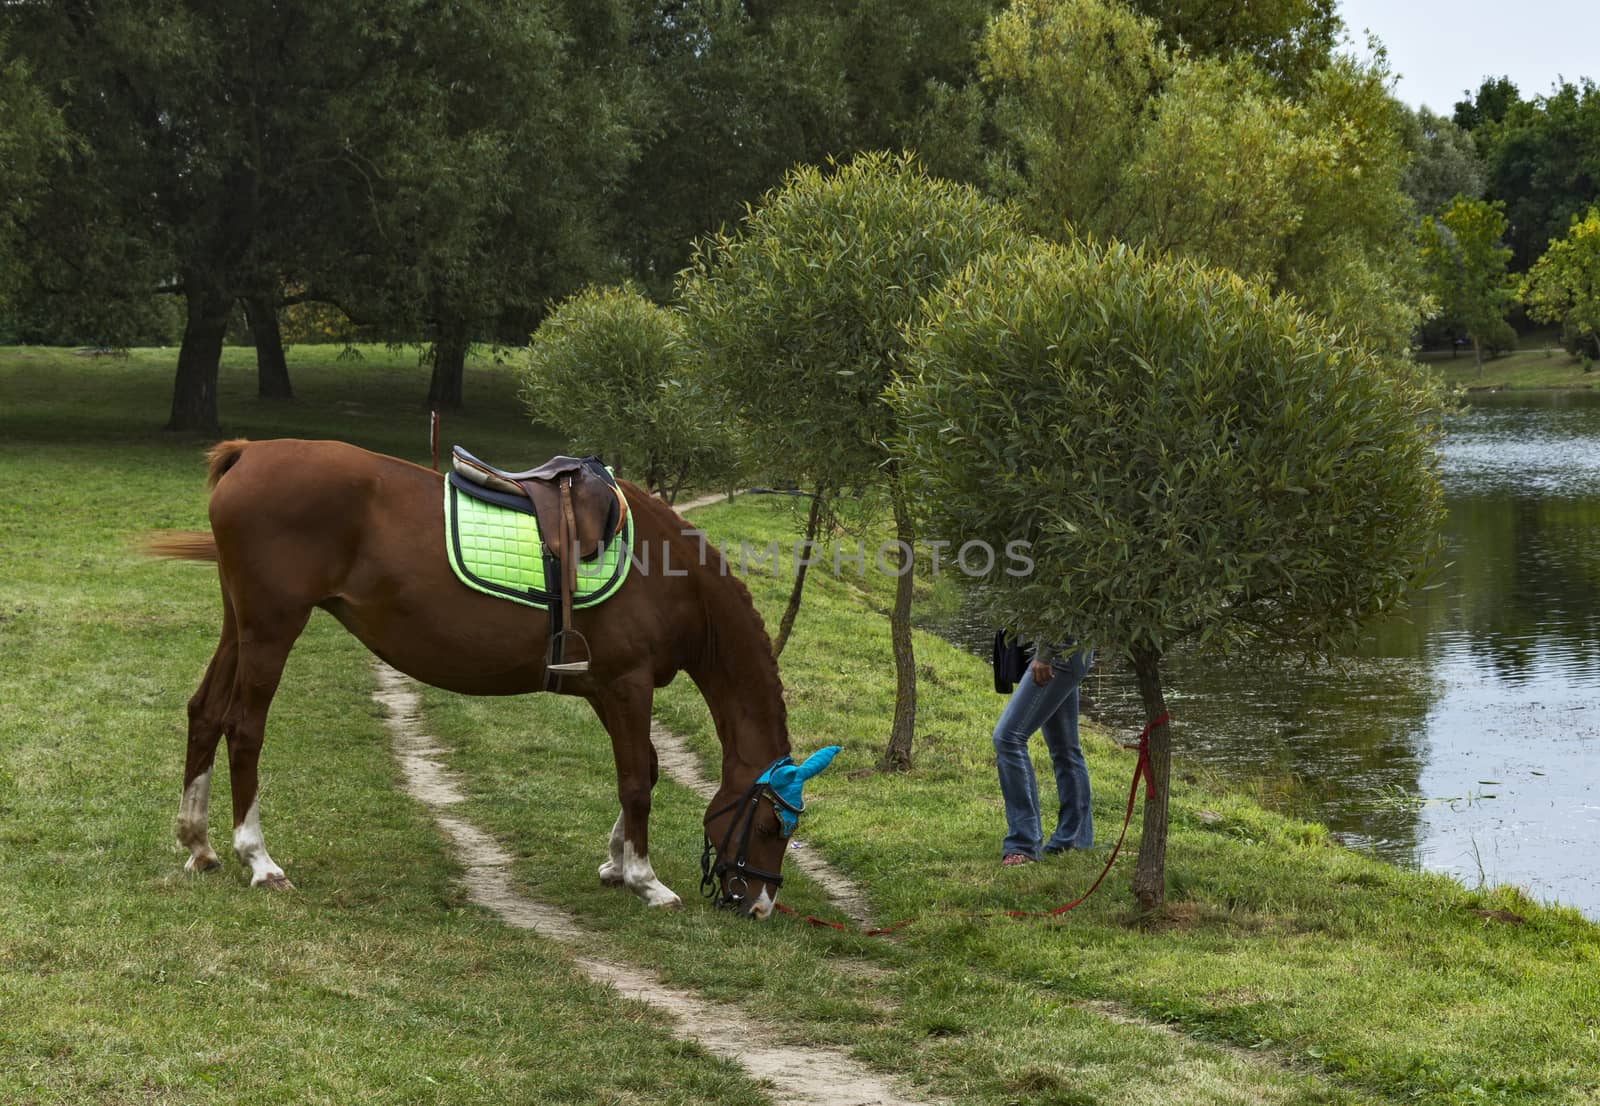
[700,746,841,919]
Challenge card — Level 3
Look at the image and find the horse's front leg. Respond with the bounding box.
[589,677,678,908]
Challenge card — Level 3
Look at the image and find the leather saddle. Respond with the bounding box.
[450,447,629,682]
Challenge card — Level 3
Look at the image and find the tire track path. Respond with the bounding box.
[374,663,938,1106]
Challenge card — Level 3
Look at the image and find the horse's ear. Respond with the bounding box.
[795,745,841,782]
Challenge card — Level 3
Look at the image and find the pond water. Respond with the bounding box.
[927,389,1600,918]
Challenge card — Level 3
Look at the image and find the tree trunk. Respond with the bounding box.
[773,489,826,657]
[166,279,232,433]
[1129,645,1173,912]
[1473,335,1483,375]
[244,295,292,399]
[880,483,917,771]
[427,319,469,411]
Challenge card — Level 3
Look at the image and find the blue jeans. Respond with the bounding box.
[992,649,1094,858]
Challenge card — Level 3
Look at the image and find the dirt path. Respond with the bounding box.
[374,663,940,1106]
[648,719,878,929]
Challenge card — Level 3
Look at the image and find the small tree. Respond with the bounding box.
[1521,207,1600,363]
[1416,197,1516,371]
[680,151,1022,769]
[519,285,734,503]
[891,239,1444,910]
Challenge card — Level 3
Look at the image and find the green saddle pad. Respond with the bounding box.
[443,477,631,610]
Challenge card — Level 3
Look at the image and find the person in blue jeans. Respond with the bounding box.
[992,641,1096,865]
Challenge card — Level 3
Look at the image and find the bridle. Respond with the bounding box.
[699,756,802,911]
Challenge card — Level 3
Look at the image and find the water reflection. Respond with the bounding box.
[926,390,1600,917]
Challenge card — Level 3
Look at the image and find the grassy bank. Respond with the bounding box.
[1422,345,1596,391]
[4,347,1597,1105]
[421,493,1600,1106]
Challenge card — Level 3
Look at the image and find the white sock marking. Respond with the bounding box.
[178,770,218,869]
[621,841,680,908]
[233,798,285,885]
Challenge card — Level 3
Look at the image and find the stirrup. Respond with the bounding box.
[547,628,592,675]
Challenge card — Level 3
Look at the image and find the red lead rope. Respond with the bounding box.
[774,711,1170,936]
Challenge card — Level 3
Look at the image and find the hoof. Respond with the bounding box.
[642,890,683,910]
[184,853,221,874]
[597,860,625,887]
[252,872,295,891]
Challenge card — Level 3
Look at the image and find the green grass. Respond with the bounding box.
[422,493,1600,1106]
[5,346,1598,1105]
[1420,345,1598,391]
[0,347,754,1104]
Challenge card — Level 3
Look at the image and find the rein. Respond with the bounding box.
[774,712,1170,936]
[700,757,802,910]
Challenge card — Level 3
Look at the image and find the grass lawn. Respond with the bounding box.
[419,494,1600,1106]
[2,347,758,1104]
[4,346,1597,1105]
[1420,345,1597,391]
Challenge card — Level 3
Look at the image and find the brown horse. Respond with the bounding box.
[148,438,830,919]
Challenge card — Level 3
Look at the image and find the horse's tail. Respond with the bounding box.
[143,531,218,562]
[207,439,251,487]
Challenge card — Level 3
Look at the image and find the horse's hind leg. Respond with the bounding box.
[222,604,312,889]
[591,679,678,908]
[177,592,239,873]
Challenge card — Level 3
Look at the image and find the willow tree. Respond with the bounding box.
[891,239,1444,909]
[680,151,1022,769]
[519,284,736,504]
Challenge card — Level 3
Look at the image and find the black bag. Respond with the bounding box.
[992,629,1030,694]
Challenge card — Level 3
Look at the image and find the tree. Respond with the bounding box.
[613,0,1000,299]
[1416,197,1516,370]
[6,1,639,429]
[1398,106,1485,217]
[1521,208,1600,361]
[1470,79,1600,270]
[1128,0,1340,92]
[519,285,735,503]
[980,0,1170,244]
[1452,76,1521,133]
[0,42,63,320]
[6,2,451,430]
[975,0,1425,357]
[891,239,1444,910]
[680,151,1023,770]
[407,0,642,412]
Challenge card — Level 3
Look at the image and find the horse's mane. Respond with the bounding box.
[628,486,789,743]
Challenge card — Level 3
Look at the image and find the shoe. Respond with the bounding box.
[1043,845,1069,855]
[1001,853,1035,866]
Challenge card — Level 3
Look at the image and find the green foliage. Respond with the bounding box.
[680,151,1023,490]
[980,0,1170,243]
[1452,76,1521,132]
[1398,106,1485,216]
[891,238,1445,663]
[519,285,736,500]
[1416,197,1516,362]
[1470,79,1600,269]
[1127,0,1340,92]
[616,0,999,299]
[1521,208,1600,360]
[0,40,63,316]
[975,0,1425,357]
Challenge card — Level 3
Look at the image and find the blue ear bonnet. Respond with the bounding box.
[756,746,842,836]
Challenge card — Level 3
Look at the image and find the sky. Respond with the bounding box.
[1337,0,1596,113]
